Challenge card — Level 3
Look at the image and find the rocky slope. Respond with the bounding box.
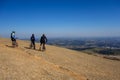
[0,38,120,80]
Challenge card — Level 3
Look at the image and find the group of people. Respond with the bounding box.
[11,31,47,51]
[30,33,47,51]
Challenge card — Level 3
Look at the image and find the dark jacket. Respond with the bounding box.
[40,35,47,43]
[31,35,35,42]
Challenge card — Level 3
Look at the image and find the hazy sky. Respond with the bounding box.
[0,0,120,38]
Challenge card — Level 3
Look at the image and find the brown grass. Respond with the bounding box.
[0,38,120,80]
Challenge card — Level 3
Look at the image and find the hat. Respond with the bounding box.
[12,31,15,33]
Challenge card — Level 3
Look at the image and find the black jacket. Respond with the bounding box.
[40,35,47,43]
[31,35,35,42]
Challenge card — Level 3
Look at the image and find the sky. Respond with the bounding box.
[0,0,120,38]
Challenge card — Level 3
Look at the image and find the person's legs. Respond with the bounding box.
[11,39,18,47]
[15,40,18,47]
[39,43,42,51]
[11,38,15,46]
[14,39,18,47]
[12,41,16,47]
[33,41,35,49]
[12,41,14,46]
[43,43,46,50]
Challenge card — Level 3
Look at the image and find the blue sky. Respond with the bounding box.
[0,0,120,38]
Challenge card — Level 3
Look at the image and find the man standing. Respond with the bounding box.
[30,34,36,49]
[11,31,18,47]
[39,34,47,51]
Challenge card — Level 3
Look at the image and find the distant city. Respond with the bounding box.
[46,37,120,55]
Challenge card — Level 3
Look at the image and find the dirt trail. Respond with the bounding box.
[0,38,120,80]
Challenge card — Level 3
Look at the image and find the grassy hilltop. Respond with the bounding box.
[0,38,120,80]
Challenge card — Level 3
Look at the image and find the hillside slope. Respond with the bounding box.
[0,38,120,80]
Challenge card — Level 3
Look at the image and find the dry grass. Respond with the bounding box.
[0,38,120,80]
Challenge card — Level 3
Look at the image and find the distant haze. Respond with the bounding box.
[0,0,120,38]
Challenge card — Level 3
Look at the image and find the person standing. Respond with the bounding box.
[39,34,47,51]
[30,34,36,49]
[11,31,18,47]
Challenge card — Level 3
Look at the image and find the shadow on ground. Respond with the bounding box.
[24,47,40,51]
[6,45,14,48]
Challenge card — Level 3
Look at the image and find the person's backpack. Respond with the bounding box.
[40,36,47,43]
